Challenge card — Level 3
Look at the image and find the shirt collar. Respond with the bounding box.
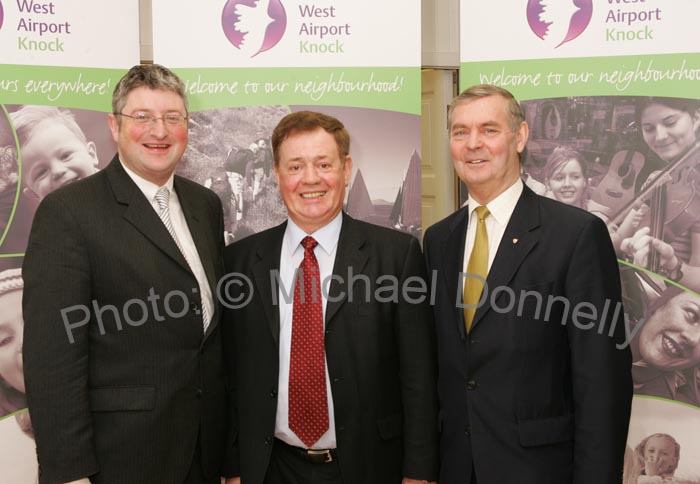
[119,157,175,201]
[467,178,523,226]
[284,211,343,256]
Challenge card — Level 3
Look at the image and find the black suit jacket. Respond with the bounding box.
[23,157,227,484]
[221,213,439,484]
[423,186,632,484]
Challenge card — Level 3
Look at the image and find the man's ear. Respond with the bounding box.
[343,155,353,186]
[107,114,119,144]
[516,121,529,154]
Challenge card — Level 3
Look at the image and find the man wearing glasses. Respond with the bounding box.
[23,64,227,484]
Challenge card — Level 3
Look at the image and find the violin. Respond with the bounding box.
[609,142,700,272]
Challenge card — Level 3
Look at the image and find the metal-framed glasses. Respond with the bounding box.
[117,112,188,126]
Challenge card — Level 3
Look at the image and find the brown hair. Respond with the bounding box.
[271,111,350,165]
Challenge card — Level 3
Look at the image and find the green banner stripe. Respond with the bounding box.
[461,53,700,100]
[172,67,420,115]
[0,65,128,111]
[0,105,22,249]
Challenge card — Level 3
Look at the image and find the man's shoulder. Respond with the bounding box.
[344,215,416,246]
[41,168,108,208]
[224,221,286,260]
[424,207,466,242]
[174,174,219,203]
[536,193,603,230]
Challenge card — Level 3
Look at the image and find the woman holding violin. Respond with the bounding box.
[621,97,700,289]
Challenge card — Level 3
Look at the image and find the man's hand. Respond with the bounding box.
[402,479,436,484]
[64,479,90,484]
[224,478,241,484]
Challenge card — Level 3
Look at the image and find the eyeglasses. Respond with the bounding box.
[117,112,188,126]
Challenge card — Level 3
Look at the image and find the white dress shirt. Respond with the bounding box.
[120,160,214,327]
[463,178,523,274]
[274,212,342,449]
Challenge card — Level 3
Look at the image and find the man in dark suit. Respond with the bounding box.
[423,85,632,484]
[22,64,226,484]
[222,111,438,484]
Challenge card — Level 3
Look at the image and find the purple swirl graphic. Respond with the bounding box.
[0,1,4,31]
[221,0,287,57]
[526,0,592,48]
[563,0,593,46]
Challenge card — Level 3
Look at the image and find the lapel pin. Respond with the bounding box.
[512,238,519,244]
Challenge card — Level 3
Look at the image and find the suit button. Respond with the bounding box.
[465,426,472,436]
[269,389,277,398]
[264,436,273,445]
[467,380,477,390]
[195,388,203,398]
[470,338,479,344]
[190,302,200,313]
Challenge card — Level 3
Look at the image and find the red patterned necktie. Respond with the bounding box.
[288,236,329,447]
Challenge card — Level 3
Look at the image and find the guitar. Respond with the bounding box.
[590,150,645,214]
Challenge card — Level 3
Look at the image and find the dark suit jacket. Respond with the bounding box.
[423,185,632,484]
[221,213,439,484]
[23,157,227,484]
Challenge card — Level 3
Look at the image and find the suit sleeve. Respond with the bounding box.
[565,216,632,484]
[22,195,99,483]
[220,251,240,478]
[397,237,440,480]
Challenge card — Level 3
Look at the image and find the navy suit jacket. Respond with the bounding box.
[423,185,632,484]
[221,213,439,484]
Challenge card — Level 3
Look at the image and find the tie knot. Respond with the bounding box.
[155,186,170,211]
[474,205,490,222]
[301,236,318,251]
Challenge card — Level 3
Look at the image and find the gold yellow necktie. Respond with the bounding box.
[463,206,490,333]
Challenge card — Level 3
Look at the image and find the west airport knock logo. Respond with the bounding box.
[526,0,593,48]
[222,0,287,57]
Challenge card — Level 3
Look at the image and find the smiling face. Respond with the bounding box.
[641,103,700,163]
[0,290,24,394]
[450,95,528,204]
[108,87,188,186]
[21,119,98,200]
[640,292,700,370]
[274,128,352,234]
[547,159,586,207]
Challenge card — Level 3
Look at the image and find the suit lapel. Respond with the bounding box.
[470,186,540,331]
[106,158,191,272]
[253,223,286,347]
[175,176,221,339]
[326,214,368,324]
[442,207,470,340]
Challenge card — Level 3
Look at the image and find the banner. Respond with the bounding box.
[0,0,139,480]
[152,0,422,243]
[461,1,700,481]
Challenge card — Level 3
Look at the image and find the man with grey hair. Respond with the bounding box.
[23,64,226,484]
[423,84,632,483]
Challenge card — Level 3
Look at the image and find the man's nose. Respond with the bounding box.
[149,118,169,137]
[302,166,320,183]
[466,131,483,149]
